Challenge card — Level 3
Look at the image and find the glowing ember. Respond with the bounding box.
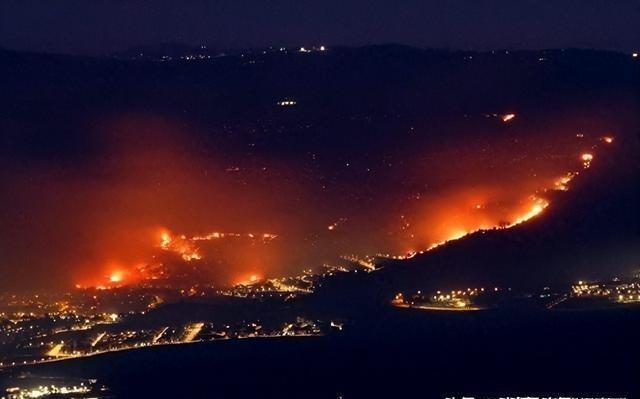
[602,136,614,144]
[327,218,347,231]
[501,113,516,122]
[554,173,575,191]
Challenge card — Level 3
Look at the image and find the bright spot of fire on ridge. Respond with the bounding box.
[510,198,548,226]
[581,153,594,168]
[235,273,262,286]
[160,232,172,249]
[581,153,594,161]
[554,173,575,191]
[447,230,468,241]
[109,272,123,283]
[157,230,203,262]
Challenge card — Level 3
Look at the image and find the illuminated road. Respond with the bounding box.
[153,327,169,344]
[393,303,485,312]
[340,255,376,271]
[546,295,568,309]
[183,323,204,342]
[90,332,106,347]
[46,343,65,357]
[1,334,322,370]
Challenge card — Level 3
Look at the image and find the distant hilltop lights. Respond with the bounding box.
[299,45,327,53]
[483,112,516,123]
[277,99,297,106]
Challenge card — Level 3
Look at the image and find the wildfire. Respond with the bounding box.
[554,173,575,191]
[160,232,172,249]
[394,195,551,258]
[71,120,615,291]
[191,231,278,242]
[235,273,263,286]
[158,230,202,262]
[192,232,221,240]
[447,230,468,241]
[159,229,279,261]
[509,198,548,226]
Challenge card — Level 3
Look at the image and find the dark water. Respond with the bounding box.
[4,307,639,398]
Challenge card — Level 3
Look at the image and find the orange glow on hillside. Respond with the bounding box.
[508,197,548,226]
[157,230,202,262]
[109,272,123,283]
[42,113,617,290]
[160,232,172,249]
[234,273,263,286]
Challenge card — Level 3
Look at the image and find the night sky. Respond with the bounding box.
[1,0,639,55]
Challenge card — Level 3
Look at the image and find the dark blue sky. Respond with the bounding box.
[1,0,639,54]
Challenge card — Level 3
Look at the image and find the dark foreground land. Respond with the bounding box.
[3,306,639,398]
